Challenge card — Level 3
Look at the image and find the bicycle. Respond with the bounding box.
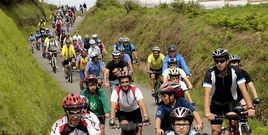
[48,51,58,73]
[67,60,73,83]
[148,70,162,105]
[30,41,35,54]
[111,120,150,135]
[215,102,258,135]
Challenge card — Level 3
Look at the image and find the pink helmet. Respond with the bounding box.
[62,93,84,110]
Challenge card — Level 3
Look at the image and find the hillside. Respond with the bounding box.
[0,6,65,135]
[79,0,268,132]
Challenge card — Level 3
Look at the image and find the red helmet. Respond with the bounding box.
[160,82,181,95]
[117,70,132,81]
[62,93,84,110]
[87,74,97,83]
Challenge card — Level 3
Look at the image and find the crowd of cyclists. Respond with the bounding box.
[28,5,261,135]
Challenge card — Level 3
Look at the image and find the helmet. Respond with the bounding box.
[122,37,129,42]
[118,47,125,52]
[152,46,160,52]
[96,39,101,43]
[169,68,180,77]
[170,107,194,124]
[62,93,84,110]
[112,50,121,57]
[92,34,98,38]
[168,45,176,52]
[80,95,88,110]
[85,35,90,38]
[90,51,99,58]
[89,39,96,45]
[160,82,181,95]
[168,58,177,64]
[45,28,50,31]
[117,70,132,81]
[118,37,123,42]
[87,74,98,83]
[65,39,71,44]
[212,48,229,59]
[229,55,240,62]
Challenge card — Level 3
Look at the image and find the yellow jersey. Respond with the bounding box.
[147,53,165,70]
[79,56,89,70]
[61,44,76,60]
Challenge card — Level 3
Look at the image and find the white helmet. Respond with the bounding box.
[90,51,99,58]
[89,39,96,45]
[92,34,98,38]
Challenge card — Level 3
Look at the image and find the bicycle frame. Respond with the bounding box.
[152,71,162,105]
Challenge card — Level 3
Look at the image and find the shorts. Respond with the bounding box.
[116,108,142,124]
[98,116,105,124]
[149,68,162,78]
[63,58,73,66]
[210,101,236,125]
[79,70,85,80]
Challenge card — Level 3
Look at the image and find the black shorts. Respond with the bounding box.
[98,116,105,124]
[149,68,162,78]
[210,101,235,125]
[63,58,73,66]
[116,108,142,124]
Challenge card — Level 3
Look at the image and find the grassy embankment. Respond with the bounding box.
[0,2,65,134]
[78,1,268,133]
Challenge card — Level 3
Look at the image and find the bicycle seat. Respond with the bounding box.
[225,112,239,120]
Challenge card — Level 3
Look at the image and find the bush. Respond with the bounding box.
[124,0,141,13]
[96,0,121,10]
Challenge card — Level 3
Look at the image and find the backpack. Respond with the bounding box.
[115,85,137,109]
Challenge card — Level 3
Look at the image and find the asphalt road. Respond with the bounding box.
[32,13,211,134]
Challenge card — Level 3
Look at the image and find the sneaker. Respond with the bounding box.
[65,75,68,79]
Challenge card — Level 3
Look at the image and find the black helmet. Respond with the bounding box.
[212,48,229,59]
[168,45,176,52]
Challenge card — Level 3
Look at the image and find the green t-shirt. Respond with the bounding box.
[88,94,103,115]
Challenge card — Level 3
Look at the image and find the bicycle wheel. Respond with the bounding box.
[154,79,161,105]
[68,64,73,83]
[241,124,251,135]
[52,58,56,73]
[31,44,34,54]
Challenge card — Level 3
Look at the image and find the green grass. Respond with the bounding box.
[0,7,66,134]
[79,2,268,132]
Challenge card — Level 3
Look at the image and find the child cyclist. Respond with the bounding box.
[167,107,197,135]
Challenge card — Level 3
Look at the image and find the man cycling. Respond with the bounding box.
[229,54,260,104]
[84,51,105,87]
[147,46,165,96]
[46,35,59,66]
[162,58,194,104]
[51,93,101,135]
[73,30,84,47]
[167,107,197,135]
[155,82,203,135]
[80,75,110,135]
[103,51,128,92]
[112,37,123,52]
[61,39,76,79]
[109,70,150,135]
[163,45,190,76]
[203,48,255,135]
[38,17,46,32]
[119,47,133,74]
[76,49,89,90]
[121,37,138,63]
[88,39,100,57]
[28,33,36,52]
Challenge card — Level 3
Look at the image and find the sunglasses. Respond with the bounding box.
[173,123,190,128]
[67,110,82,116]
[214,59,226,64]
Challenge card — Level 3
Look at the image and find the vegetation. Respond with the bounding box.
[0,4,65,134]
[79,0,268,132]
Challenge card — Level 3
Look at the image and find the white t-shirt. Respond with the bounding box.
[111,85,143,112]
[179,80,188,91]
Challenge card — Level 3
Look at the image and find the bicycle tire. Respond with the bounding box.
[154,79,161,105]
[68,64,73,83]
[241,124,251,135]
[52,58,56,73]
[31,44,34,54]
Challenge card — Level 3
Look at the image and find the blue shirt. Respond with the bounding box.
[122,54,131,64]
[156,98,195,131]
[162,53,190,76]
[122,43,135,58]
[166,130,197,135]
[85,60,104,77]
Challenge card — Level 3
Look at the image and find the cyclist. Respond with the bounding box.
[85,51,105,86]
[203,48,255,135]
[121,37,138,63]
[167,107,197,135]
[46,35,59,67]
[73,30,83,47]
[109,70,150,135]
[38,17,46,32]
[28,33,36,52]
[83,35,91,50]
[112,37,123,52]
[162,58,194,103]
[88,39,101,58]
[147,46,165,96]
[163,45,190,76]
[103,51,128,92]
[76,49,89,90]
[92,33,100,43]
[155,82,203,135]
[96,39,107,59]
[229,55,260,104]
[119,47,133,74]
[61,39,76,79]
[51,93,101,135]
[80,75,110,135]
